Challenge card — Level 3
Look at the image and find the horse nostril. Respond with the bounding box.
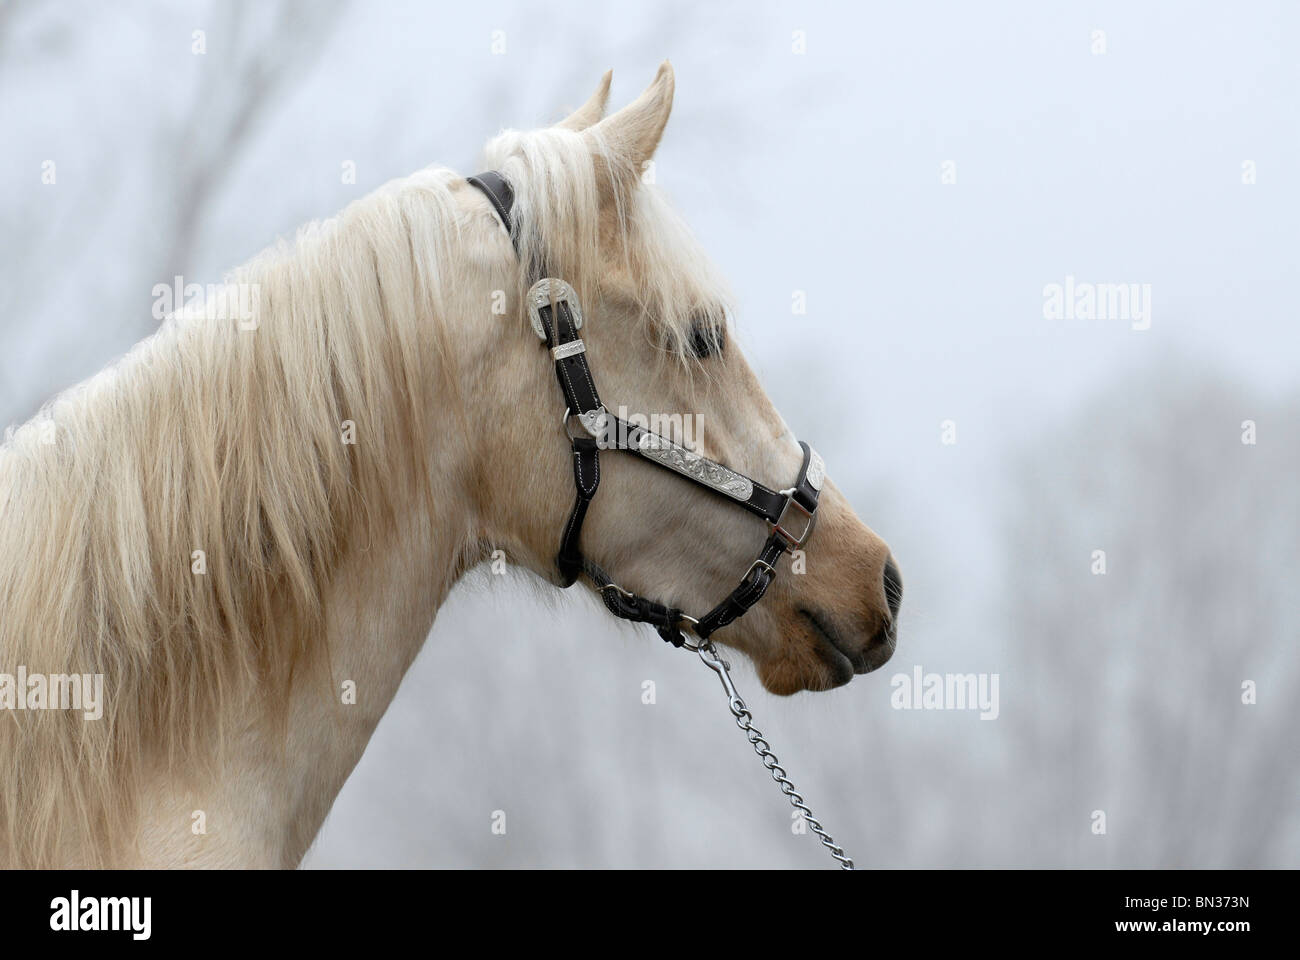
[883,555,903,619]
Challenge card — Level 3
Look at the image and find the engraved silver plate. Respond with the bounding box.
[805,448,826,491]
[633,430,754,502]
[576,407,608,438]
[551,339,586,360]
[526,278,583,340]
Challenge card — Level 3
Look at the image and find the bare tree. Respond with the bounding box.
[1001,365,1300,866]
[155,0,347,281]
[0,0,348,426]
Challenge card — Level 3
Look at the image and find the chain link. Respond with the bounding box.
[697,641,854,870]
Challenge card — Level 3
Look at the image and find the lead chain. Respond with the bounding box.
[697,642,854,870]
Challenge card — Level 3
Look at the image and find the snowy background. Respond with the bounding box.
[1,0,1296,867]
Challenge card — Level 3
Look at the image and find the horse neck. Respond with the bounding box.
[139,309,483,867]
[103,297,481,865]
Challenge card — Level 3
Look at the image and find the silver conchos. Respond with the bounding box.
[805,447,826,491]
[527,278,583,340]
[633,430,754,502]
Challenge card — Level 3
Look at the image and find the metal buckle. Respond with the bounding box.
[526,278,583,340]
[769,495,816,549]
[562,405,608,441]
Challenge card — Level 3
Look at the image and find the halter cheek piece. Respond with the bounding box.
[468,171,826,649]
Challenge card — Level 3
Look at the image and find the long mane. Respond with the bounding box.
[0,167,462,865]
[0,119,731,865]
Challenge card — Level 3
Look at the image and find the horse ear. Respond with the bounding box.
[584,60,674,198]
[555,70,613,131]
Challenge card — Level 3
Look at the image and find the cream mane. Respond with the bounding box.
[483,125,732,360]
[0,166,468,865]
[0,116,731,865]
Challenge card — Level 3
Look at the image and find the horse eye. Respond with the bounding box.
[688,315,724,359]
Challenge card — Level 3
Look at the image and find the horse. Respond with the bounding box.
[0,63,900,868]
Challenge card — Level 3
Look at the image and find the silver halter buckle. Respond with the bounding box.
[770,491,817,549]
[527,278,583,340]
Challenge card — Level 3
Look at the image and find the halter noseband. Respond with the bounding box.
[468,171,826,649]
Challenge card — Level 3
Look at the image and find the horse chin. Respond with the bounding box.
[756,656,853,695]
[751,620,859,695]
[747,607,899,694]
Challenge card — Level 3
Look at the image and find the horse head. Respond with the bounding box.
[462,64,901,694]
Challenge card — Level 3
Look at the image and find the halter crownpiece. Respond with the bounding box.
[467,171,853,869]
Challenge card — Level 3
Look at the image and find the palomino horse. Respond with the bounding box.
[0,63,899,868]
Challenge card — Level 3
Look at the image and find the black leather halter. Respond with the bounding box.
[469,171,826,648]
